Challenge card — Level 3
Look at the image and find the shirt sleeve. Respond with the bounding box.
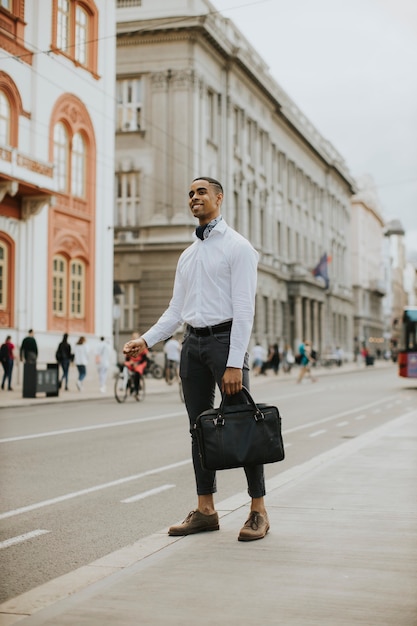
[226,239,258,368]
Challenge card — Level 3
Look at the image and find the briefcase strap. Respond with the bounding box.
[216,386,264,425]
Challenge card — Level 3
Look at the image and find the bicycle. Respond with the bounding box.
[114,364,146,403]
[164,358,184,403]
[145,355,164,379]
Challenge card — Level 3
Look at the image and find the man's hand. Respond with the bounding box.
[221,366,243,395]
[123,337,147,359]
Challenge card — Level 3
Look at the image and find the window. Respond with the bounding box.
[70,260,85,317]
[54,123,69,192]
[75,5,88,64]
[52,255,67,316]
[119,283,138,331]
[206,90,217,142]
[52,256,86,319]
[0,91,10,145]
[117,78,142,132]
[71,132,86,197]
[0,241,7,309]
[233,107,240,151]
[116,171,140,226]
[52,0,98,75]
[57,0,70,51]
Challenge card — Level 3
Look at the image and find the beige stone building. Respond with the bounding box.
[350,179,386,358]
[114,0,356,359]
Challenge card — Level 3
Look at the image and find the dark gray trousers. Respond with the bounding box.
[179,329,266,498]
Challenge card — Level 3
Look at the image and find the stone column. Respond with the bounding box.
[295,295,302,349]
[313,300,319,349]
[304,297,311,342]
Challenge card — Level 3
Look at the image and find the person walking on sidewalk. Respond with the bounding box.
[19,329,38,364]
[95,336,111,393]
[56,333,73,390]
[74,336,89,391]
[296,339,317,384]
[124,176,269,542]
[1,335,15,391]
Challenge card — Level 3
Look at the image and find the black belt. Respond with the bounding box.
[187,320,232,337]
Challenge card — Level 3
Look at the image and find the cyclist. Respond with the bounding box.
[124,350,148,397]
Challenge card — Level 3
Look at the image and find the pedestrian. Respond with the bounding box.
[95,337,111,393]
[55,333,73,390]
[1,335,16,391]
[163,335,181,383]
[296,339,317,383]
[73,336,89,391]
[251,341,266,375]
[283,344,295,373]
[19,329,38,364]
[123,176,269,541]
[260,343,280,375]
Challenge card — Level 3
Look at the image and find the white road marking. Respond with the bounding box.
[355,414,366,420]
[0,460,191,521]
[336,421,350,427]
[309,429,327,438]
[284,396,396,435]
[0,411,185,444]
[0,529,50,550]
[121,484,175,503]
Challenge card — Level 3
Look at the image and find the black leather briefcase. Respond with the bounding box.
[194,387,285,470]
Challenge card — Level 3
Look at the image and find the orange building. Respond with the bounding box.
[0,0,116,363]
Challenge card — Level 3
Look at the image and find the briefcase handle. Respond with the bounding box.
[216,386,264,425]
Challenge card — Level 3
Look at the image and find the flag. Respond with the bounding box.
[312,253,329,289]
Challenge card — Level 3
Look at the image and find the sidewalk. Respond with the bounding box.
[0,358,393,409]
[0,361,415,625]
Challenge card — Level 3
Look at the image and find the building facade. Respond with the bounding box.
[0,0,116,363]
[114,0,356,358]
[350,179,386,357]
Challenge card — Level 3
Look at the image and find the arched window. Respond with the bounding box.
[71,132,86,197]
[54,122,69,192]
[52,255,67,316]
[0,240,8,310]
[0,91,10,145]
[70,260,85,317]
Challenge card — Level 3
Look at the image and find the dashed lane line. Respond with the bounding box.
[309,429,327,438]
[121,484,175,503]
[0,529,50,550]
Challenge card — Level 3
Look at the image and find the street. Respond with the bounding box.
[0,363,415,604]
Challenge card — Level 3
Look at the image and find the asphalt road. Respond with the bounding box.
[1,364,414,603]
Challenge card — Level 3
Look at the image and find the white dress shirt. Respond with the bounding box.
[142,219,258,368]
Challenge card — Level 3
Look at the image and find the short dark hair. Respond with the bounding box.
[193,177,223,194]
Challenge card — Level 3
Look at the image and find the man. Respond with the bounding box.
[20,329,38,364]
[163,336,181,383]
[123,177,269,541]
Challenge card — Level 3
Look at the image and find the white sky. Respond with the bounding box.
[212,0,417,257]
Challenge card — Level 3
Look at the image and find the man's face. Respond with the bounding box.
[188,179,223,224]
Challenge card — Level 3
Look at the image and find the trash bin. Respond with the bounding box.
[22,362,37,398]
[36,363,60,397]
[365,355,374,366]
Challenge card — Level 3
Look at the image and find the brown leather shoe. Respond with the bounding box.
[238,511,269,541]
[168,510,220,536]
